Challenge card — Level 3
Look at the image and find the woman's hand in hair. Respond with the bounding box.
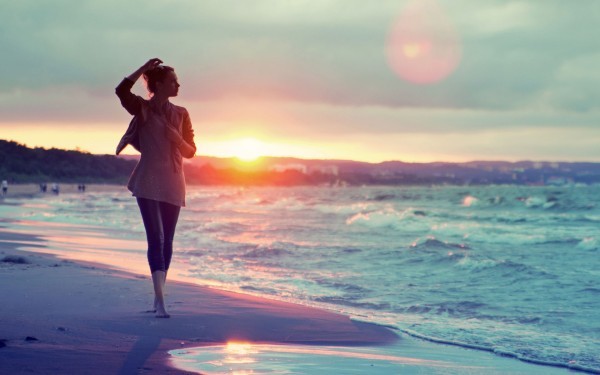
[126,58,163,83]
[141,58,163,72]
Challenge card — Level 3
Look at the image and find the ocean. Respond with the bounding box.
[2,184,599,372]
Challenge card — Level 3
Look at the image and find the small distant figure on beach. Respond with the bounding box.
[39,183,47,193]
[51,183,60,195]
[78,183,86,192]
[2,180,7,196]
[115,58,196,318]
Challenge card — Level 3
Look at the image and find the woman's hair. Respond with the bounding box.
[143,65,175,94]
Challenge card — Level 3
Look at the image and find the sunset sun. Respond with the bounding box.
[229,137,266,161]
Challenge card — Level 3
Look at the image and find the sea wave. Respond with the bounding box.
[4,184,599,372]
[397,328,600,374]
[345,207,429,231]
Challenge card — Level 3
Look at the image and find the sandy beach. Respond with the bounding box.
[0,187,575,374]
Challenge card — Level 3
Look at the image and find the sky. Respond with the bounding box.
[1,0,599,163]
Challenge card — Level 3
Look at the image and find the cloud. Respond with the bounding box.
[532,53,600,112]
[1,0,599,161]
[2,0,600,111]
[190,99,597,137]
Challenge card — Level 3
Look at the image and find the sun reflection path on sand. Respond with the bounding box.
[169,341,481,374]
[0,219,150,275]
[386,0,462,84]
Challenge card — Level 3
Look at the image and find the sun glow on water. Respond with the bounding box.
[224,342,257,366]
[170,343,461,374]
[226,341,255,355]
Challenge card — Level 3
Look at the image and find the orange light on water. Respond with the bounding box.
[224,342,257,366]
[226,341,254,354]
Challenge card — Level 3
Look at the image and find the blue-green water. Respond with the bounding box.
[3,185,599,372]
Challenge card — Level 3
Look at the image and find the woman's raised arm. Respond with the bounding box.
[115,58,163,116]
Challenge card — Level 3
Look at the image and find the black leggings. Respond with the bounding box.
[136,197,181,273]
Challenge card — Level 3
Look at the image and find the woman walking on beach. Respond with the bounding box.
[115,58,196,318]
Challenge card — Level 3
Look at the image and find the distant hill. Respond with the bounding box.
[2,139,600,185]
[185,156,600,185]
[0,140,136,183]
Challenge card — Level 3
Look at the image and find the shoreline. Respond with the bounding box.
[0,183,127,201]
[0,193,581,374]
[0,223,399,374]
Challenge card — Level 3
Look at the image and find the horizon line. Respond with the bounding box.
[3,139,599,165]
[123,153,600,165]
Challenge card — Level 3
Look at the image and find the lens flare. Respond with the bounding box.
[386,0,462,84]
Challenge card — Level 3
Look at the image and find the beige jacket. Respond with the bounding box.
[115,78,196,206]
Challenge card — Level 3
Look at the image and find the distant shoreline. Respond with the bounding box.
[1,182,595,205]
[0,183,128,201]
[3,140,600,186]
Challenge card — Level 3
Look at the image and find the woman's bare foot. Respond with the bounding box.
[155,305,170,318]
[152,270,170,318]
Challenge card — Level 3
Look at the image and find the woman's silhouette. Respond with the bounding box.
[116,58,196,318]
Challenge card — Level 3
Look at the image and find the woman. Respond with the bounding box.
[115,58,196,318]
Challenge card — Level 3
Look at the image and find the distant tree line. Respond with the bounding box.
[2,139,599,186]
[0,140,338,186]
[0,140,136,183]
